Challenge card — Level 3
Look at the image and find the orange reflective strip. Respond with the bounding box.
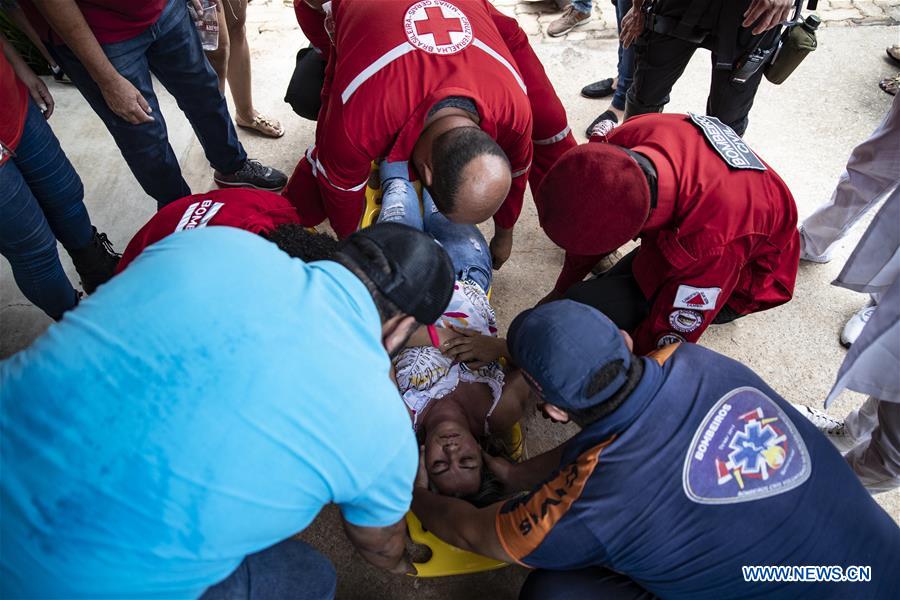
[495,436,615,564]
[648,343,680,366]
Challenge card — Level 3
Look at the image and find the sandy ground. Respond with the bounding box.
[0,3,897,598]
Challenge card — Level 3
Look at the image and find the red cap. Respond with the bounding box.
[536,143,651,255]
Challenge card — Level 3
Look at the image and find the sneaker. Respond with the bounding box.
[585,110,619,138]
[547,5,589,37]
[214,159,288,192]
[840,302,877,347]
[68,227,121,294]
[791,403,855,453]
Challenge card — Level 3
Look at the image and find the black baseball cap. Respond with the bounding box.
[338,222,455,324]
[508,301,632,412]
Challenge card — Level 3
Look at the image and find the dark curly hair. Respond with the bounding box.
[261,224,339,263]
[461,464,505,508]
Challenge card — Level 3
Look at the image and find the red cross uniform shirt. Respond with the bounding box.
[286,0,574,238]
[557,114,800,354]
[116,189,301,273]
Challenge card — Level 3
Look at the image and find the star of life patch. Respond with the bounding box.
[683,387,811,505]
[688,113,767,171]
[673,285,721,311]
[668,309,703,333]
[657,333,685,348]
[404,1,473,56]
[174,200,224,232]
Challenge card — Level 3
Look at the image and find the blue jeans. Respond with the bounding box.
[50,0,247,209]
[572,0,593,14]
[611,0,636,111]
[0,101,94,320]
[377,162,492,292]
[200,539,336,600]
[574,0,635,111]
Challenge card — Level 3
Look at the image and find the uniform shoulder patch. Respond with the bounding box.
[687,113,767,171]
[682,387,811,505]
[404,1,473,55]
[673,285,720,311]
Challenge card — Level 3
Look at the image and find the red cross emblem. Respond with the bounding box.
[414,6,463,45]
[404,1,473,55]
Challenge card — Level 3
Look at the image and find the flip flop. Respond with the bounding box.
[236,113,285,138]
[581,78,616,99]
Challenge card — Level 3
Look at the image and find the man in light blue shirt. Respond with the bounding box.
[0,223,455,599]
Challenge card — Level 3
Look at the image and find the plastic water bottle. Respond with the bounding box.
[189,0,220,52]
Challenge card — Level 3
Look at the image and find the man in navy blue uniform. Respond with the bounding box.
[412,301,900,598]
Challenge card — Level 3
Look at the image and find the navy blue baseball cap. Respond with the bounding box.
[508,301,631,412]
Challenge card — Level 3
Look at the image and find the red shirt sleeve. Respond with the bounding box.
[553,252,605,294]
[632,250,743,354]
[493,131,532,230]
[293,0,331,57]
[309,103,372,238]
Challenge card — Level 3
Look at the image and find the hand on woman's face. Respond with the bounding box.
[424,422,483,497]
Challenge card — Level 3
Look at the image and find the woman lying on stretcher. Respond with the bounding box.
[378,161,532,504]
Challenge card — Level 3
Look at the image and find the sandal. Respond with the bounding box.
[581,77,616,99]
[879,74,900,96]
[236,113,285,138]
[887,45,900,67]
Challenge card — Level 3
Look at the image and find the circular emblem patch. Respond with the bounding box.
[669,309,703,333]
[657,333,685,348]
[404,1,473,55]
[682,387,811,505]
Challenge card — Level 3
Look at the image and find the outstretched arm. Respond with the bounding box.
[342,517,414,575]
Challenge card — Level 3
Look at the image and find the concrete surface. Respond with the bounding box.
[0,2,898,598]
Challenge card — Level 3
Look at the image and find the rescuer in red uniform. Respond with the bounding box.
[537,113,800,354]
[116,188,337,273]
[284,0,575,267]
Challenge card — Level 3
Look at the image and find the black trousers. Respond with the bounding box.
[565,248,744,329]
[520,567,657,600]
[284,47,326,121]
[565,249,651,333]
[625,27,778,136]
